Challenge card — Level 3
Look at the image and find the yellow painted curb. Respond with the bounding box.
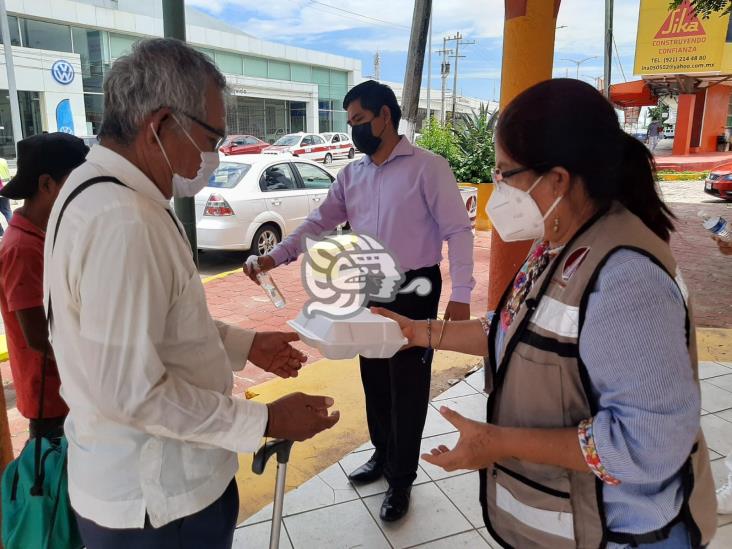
[697,327,732,363]
[0,334,7,362]
[235,327,732,522]
[201,268,242,285]
[234,349,482,522]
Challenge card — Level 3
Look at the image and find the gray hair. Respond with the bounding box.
[98,38,227,145]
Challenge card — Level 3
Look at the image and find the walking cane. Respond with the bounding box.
[252,439,294,549]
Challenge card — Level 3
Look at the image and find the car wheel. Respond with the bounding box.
[324,153,333,165]
[348,148,355,159]
[251,224,281,256]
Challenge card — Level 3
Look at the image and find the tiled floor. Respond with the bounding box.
[233,363,732,548]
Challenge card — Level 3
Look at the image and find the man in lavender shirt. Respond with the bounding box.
[247,80,475,521]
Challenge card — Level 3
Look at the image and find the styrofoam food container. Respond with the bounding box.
[287,307,407,360]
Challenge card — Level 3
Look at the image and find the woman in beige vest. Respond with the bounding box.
[376,79,716,548]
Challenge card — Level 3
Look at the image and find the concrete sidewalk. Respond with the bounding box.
[232,360,732,549]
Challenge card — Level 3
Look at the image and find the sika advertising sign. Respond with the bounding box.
[634,0,731,75]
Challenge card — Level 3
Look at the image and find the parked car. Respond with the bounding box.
[262,133,331,163]
[219,135,270,155]
[631,131,647,143]
[321,132,355,162]
[664,127,675,139]
[704,160,732,201]
[195,154,336,253]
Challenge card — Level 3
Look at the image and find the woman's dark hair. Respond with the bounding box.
[343,80,402,130]
[496,78,674,242]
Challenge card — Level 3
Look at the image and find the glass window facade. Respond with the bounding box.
[1,14,351,138]
[226,96,313,143]
[215,51,242,75]
[73,28,111,94]
[267,60,290,80]
[243,56,268,78]
[291,64,311,83]
[0,91,43,158]
[109,33,137,59]
[20,19,72,52]
[0,16,22,47]
[84,93,104,136]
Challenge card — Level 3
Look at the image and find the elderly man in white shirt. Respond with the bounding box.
[44,38,339,549]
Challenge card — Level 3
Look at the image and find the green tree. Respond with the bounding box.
[648,101,669,123]
[415,117,463,170]
[451,104,498,184]
[670,0,731,17]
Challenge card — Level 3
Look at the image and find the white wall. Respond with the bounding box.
[0,46,86,135]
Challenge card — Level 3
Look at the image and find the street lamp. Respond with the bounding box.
[561,56,599,80]
[581,74,601,89]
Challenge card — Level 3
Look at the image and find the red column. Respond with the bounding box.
[673,94,696,156]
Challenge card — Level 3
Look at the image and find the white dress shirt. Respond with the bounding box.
[44,145,268,529]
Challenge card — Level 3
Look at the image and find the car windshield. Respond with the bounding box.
[208,162,252,189]
[273,135,301,146]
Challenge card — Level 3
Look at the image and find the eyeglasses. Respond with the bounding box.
[182,112,227,150]
[491,166,532,184]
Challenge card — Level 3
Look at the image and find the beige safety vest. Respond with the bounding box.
[480,203,717,548]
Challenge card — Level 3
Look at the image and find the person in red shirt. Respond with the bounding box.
[0,133,88,439]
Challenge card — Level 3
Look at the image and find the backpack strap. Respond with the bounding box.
[34,177,131,496]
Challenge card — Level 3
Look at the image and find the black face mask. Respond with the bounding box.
[351,117,385,156]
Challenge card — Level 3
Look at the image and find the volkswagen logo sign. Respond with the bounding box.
[51,60,74,85]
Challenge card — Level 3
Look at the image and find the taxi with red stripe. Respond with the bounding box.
[262,132,331,163]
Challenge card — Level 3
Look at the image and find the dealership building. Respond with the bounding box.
[0,0,363,157]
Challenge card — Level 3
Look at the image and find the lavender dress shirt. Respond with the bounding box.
[270,136,475,303]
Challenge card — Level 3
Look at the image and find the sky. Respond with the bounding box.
[185,0,643,102]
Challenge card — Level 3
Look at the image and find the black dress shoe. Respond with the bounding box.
[380,486,411,522]
[348,455,383,484]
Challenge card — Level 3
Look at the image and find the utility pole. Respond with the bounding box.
[162,0,198,265]
[436,38,452,124]
[604,0,613,97]
[401,0,431,142]
[446,32,474,123]
[0,0,23,150]
[425,12,432,125]
[374,50,381,81]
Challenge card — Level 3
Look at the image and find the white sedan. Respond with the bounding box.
[321,132,356,162]
[261,133,331,163]
[195,154,336,254]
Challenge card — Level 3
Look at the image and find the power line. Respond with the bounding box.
[307,0,409,30]
[446,32,475,122]
[612,35,627,82]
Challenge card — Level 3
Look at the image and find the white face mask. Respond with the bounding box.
[486,175,563,242]
[151,115,220,198]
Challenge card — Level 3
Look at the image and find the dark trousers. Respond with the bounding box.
[359,265,442,489]
[0,197,11,236]
[74,479,239,549]
[29,415,65,440]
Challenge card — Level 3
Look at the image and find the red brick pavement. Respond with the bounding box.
[668,201,732,328]
[203,231,493,396]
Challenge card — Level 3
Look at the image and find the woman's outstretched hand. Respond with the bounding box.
[371,307,419,349]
